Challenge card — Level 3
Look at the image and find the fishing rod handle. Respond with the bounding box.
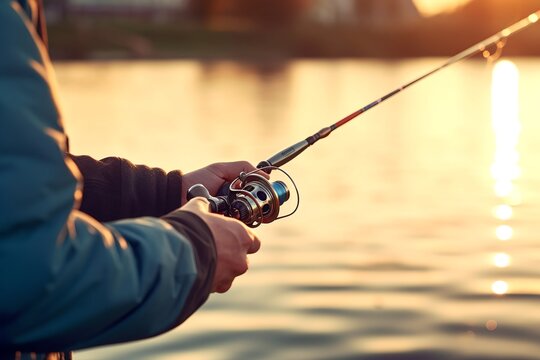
[261,139,310,172]
[257,126,332,173]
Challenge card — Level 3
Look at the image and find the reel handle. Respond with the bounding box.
[187,184,229,214]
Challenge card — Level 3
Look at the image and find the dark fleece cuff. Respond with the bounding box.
[161,210,217,326]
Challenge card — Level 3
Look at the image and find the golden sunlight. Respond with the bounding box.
[492,60,520,137]
[491,60,521,201]
[492,253,511,268]
[413,0,472,17]
[492,204,513,221]
[491,280,508,295]
[493,181,513,198]
[495,225,513,241]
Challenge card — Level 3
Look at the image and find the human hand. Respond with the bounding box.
[181,161,268,205]
[182,197,261,293]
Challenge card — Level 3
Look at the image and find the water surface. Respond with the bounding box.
[55,59,540,360]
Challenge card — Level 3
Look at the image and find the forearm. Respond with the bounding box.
[69,154,183,221]
[0,212,216,351]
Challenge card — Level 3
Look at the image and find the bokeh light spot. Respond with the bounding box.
[491,280,508,295]
[493,204,513,220]
[486,320,498,331]
[495,225,513,241]
[493,253,511,268]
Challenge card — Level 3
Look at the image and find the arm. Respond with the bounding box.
[0,1,214,351]
[68,154,183,221]
[69,155,262,222]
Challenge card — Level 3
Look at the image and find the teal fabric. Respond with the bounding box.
[0,0,199,351]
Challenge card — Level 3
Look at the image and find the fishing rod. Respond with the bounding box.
[257,10,540,171]
[188,10,540,227]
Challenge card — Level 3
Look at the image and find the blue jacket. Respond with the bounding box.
[0,0,216,356]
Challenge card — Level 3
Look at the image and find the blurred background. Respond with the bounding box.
[51,1,540,359]
[45,0,540,59]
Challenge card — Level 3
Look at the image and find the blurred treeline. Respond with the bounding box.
[45,0,540,60]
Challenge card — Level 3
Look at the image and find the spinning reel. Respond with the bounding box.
[186,167,299,228]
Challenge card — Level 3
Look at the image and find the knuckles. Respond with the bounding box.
[235,259,249,276]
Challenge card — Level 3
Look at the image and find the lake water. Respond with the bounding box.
[55,58,540,360]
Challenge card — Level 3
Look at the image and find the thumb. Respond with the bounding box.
[181,197,211,214]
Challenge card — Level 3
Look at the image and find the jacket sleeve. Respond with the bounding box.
[0,1,216,352]
[68,154,183,222]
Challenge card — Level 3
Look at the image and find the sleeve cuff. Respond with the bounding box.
[161,210,217,325]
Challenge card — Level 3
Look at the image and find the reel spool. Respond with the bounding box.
[228,173,289,227]
[187,167,298,227]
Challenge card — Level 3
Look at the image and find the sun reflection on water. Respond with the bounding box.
[493,180,514,198]
[491,280,509,295]
[492,204,513,220]
[495,224,513,241]
[489,59,520,299]
[492,253,511,268]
